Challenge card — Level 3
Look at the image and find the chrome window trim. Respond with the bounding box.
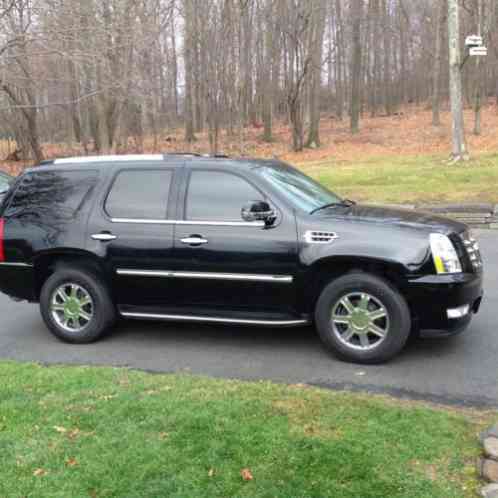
[120,311,308,327]
[0,262,33,268]
[176,220,265,227]
[111,218,176,225]
[54,154,164,164]
[110,218,264,227]
[116,269,293,283]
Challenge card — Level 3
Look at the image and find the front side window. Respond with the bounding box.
[105,169,172,219]
[0,172,12,194]
[186,171,262,221]
[253,163,342,213]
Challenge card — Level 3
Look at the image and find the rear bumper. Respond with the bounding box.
[404,272,483,337]
[0,263,36,301]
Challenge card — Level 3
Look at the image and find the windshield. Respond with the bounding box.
[253,164,342,213]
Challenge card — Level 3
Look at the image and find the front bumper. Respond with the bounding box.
[404,272,483,337]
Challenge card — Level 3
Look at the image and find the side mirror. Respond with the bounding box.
[241,200,276,225]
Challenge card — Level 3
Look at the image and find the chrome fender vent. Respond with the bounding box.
[304,231,339,244]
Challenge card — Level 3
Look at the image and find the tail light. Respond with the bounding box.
[0,218,4,262]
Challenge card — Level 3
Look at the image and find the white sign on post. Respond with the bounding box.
[470,46,488,56]
[466,35,483,47]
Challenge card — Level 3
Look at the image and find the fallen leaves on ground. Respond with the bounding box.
[240,468,254,481]
[68,428,81,439]
[66,457,78,467]
[33,468,47,477]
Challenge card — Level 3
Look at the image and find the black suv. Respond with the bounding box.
[0,154,483,363]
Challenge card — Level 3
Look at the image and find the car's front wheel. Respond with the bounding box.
[40,267,115,343]
[315,272,411,364]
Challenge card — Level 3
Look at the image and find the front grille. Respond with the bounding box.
[458,231,483,272]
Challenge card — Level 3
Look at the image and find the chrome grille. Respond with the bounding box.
[460,231,483,272]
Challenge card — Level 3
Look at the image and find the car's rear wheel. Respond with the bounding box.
[315,272,411,364]
[40,267,115,343]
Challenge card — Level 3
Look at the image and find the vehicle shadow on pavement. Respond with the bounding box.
[110,318,465,364]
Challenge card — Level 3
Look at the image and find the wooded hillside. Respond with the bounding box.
[0,0,496,160]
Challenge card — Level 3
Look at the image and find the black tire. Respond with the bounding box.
[39,267,116,344]
[315,272,411,364]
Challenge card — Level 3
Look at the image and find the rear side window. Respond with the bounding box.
[105,169,172,219]
[186,171,262,221]
[4,170,98,222]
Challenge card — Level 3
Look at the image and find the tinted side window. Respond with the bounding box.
[105,170,172,219]
[0,172,11,193]
[5,170,98,222]
[186,171,262,221]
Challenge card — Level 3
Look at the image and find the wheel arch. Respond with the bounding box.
[33,249,109,300]
[299,255,409,314]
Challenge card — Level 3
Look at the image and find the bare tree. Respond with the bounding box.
[432,0,444,126]
[350,0,362,134]
[305,0,326,148]
[448,0,469,161]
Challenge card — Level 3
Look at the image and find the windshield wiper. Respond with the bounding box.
[310,199,356,215]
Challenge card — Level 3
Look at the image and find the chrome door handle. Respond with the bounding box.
[92,233,117,241]
[180,236,208,246]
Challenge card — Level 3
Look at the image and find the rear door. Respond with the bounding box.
[87,162,181,308]
[172,165,299,315]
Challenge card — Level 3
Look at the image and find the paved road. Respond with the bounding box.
[1,229,497,407]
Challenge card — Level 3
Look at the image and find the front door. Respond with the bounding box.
[87,164,180,308]
[172,167,299,316]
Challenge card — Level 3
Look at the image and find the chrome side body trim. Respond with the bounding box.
[116,269,293,283]
[110,218,264,227]
[0,262,33,268]
[120,311,309,327]
[54,154,164,164]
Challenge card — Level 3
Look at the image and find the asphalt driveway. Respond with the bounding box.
[1,229,497,407]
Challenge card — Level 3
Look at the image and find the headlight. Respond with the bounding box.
[430,233,462,274]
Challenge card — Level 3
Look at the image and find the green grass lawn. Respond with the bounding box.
[298,153,498,205]
[0,362,494,498]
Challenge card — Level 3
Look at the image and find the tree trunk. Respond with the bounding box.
[170,3,179,121]
[262,0,273,142]
[335,0,344,120]
[432,0,443,126]
[350,0,362,134]
[473,0,483,136]
[306,0,326,148]
[382,0,393,116]
[183,0,196,142]
[448,0,469,160]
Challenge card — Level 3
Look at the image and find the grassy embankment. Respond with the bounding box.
[299,153,498,205]
[0,361,494,498]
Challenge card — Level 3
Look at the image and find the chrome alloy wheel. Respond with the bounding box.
[50,283,94,333]
[331,292,390,351]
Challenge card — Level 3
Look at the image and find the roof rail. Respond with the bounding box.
[167,152,202,157]
[166,152,229,159]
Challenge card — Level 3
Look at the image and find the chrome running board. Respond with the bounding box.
[120,311,309,327]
